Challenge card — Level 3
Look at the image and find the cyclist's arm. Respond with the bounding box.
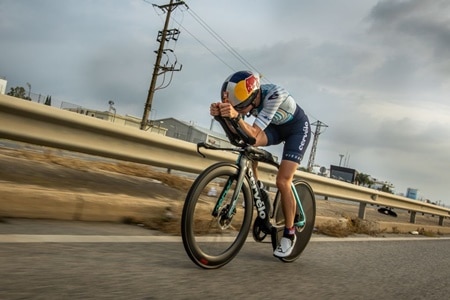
[234,118,267,146]
[217,102,267,146]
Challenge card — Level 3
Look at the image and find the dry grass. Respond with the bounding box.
[416,227,442,237]
[14,148,194,192]
[122,205,183,235]
[315,217,384,237]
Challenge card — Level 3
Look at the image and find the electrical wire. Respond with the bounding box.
[187,9,258,72]
[144,1,319,122]
[145,1,269,81]
[170,19,237,72]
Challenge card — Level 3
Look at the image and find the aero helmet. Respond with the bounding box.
[221,71,260,109]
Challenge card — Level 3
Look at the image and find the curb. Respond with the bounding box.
[1,184,449,235]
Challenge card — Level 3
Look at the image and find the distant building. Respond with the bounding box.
[406,188,418,200]
[63,104,231,146]
[154,117,232,147]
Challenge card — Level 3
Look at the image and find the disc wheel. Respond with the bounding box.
[271,180,316,262]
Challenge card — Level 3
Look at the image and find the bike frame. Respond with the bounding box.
[290,182,307,228]
[205,144,307,229]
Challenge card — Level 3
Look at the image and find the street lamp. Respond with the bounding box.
[339,154,344,166]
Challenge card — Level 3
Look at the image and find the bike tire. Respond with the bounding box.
[181,162,253,269]
[272,180,316,263]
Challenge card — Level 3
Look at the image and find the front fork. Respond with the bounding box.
[212,157,248,220]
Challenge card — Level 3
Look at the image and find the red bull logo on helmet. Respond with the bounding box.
[234,74,259,101]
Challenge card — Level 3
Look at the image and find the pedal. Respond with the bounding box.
[252,217,266,242]
[252,217,272,242]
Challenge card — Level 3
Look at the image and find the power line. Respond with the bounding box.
[145,1,319,123]
[174,5,323,122]
[186,8,262,75]
[169,18,237,72]
[167,4,269,81]
[144,1,325,166]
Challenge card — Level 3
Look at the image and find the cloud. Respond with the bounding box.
[366,0,450,79]
[1,0,448,204]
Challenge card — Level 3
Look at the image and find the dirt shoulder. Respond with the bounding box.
[0,144,448,236]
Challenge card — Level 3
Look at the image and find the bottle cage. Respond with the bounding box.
[214,116,256,147]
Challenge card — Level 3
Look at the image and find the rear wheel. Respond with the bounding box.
[181,163,253,269]
[271,180,316,262]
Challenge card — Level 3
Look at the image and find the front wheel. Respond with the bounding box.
[181,163,253,269]
[272,180,316,262]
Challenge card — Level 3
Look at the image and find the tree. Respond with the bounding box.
[7,86,30,100]
[355,172,374,187]
[380,183,394,194]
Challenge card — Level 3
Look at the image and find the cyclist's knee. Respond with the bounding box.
[276,175,292,191]
[276,160,297,191]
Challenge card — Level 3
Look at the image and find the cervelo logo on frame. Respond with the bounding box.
[247,167,266,219]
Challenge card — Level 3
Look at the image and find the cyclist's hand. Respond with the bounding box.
[219,102,239,119]
[210,102,221,116]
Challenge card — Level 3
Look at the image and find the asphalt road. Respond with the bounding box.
[1,219,449,300]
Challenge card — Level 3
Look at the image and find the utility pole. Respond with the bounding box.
[307,120,328,172]
[140,0,188,130]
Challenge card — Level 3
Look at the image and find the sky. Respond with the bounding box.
[1,0,449,206]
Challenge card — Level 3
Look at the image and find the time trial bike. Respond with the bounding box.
[181,116,316,269]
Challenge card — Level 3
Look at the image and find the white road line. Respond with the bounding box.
[0,234,448,243]
[0,235,181,243]
[310,236,450,242]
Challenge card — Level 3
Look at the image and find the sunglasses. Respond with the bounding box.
[234,92,258,110]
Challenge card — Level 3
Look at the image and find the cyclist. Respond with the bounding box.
[209,70,311,258]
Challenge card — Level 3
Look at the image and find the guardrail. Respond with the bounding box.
[1,94,449,226]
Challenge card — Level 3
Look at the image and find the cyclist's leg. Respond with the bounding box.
[266,117,309,230]
[275,180,316,262]
[273,160,298,257]
[276,160,298,229]
[271,116,311,257]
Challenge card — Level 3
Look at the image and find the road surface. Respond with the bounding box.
[1,218,449,300]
